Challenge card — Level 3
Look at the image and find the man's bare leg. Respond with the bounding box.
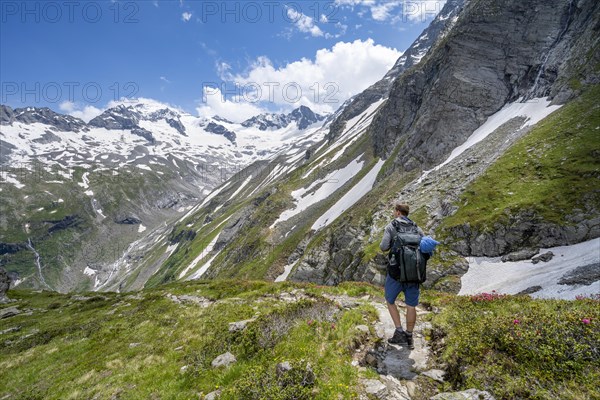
[387,302,402,329]
[406,306,416,333]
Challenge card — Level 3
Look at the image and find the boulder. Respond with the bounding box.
[531,251,554,264]
[421,369,446,383]
[0,306,20,319]
[0,267,10,303]
[361,379,388,399]
[501,249,539,262]
[204,389,221,400]
[275,361,292,378]
[228,318,256,332]
[211,352,236,368]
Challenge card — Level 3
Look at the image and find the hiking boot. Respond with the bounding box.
[388,329,408,345]
[405,333,414,350]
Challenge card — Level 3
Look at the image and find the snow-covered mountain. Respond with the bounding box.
[241,105,326,131]
[0,99,328,172]
[0,99,331,291]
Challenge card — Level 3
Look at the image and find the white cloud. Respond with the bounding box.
[160,76,171,83]
[196,87,265,123]
[320,14,328,23]
[181,12,192,22]
[371,1,400,20]
[335,0,445,23]
[220,39,401,114]
[59,101,103,123]
[286,8,324,37]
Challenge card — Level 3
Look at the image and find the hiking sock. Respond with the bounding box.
[395,327,404,334]
[405,330,414,349]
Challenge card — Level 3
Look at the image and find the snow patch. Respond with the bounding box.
[138,224,147,233]
[227,174,253,202]
[166,243,179,256]
[179,235,219,279]
[84,267,97,276]
[312,159,385,231]
[418,97,562,183]
[136,164,152,171]
[270,155,365,228]
[78,172,90,189]
[2,175,26,189]
[275,259,300,282]
[188,251,222,280]
[459,238,600,300]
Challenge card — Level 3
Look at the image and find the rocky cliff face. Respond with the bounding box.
[325,0,466,145]
[370,0,599,173]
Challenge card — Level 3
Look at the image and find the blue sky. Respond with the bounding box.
[0,0,445,121]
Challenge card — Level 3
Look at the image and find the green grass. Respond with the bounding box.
[0,280,381,400]
[431,293,600,399]
[440,85,600,234]
[3,281,597,399]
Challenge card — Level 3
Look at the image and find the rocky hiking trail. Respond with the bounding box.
[323,293,496,400]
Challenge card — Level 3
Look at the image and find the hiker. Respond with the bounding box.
[379,203,425,350]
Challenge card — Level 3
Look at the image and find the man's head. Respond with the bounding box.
[394,203,410,217]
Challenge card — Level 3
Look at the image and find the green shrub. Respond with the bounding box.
[432,294,600,399]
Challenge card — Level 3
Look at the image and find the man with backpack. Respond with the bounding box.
[380,203,429,350]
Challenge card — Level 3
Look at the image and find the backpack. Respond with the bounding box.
[387,218,427,283]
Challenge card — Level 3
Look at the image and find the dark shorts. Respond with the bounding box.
[384,274,420,307]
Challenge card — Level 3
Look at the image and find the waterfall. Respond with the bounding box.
[26,238,51,290]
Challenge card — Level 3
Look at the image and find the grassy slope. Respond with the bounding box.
[0,281,382,400]
[439,85,600,234]
[2,282,598,399]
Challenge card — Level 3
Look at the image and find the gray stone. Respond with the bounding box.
[228,318,255,332]
[405,381,417,398]
[275,361,293,377]
[431,389,496,400]
[365,352,379,368]
[204,389,221,400]
[204,122,236,145]
[13,106,86,132]
[356,325,370,334]
[0,306,21,319]
[517,286,543,295]
[211,352,236,368]
[421,369,446,383]
[558,263,600,286]
[0,104,15,125]
[361,379,387,399]
[0,326,21,335]
[501,249,539,262]
[0,267,10,303]
[167,294,212,308]
[531,251,555,264]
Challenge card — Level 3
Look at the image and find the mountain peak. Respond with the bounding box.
[241,105,326,131]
